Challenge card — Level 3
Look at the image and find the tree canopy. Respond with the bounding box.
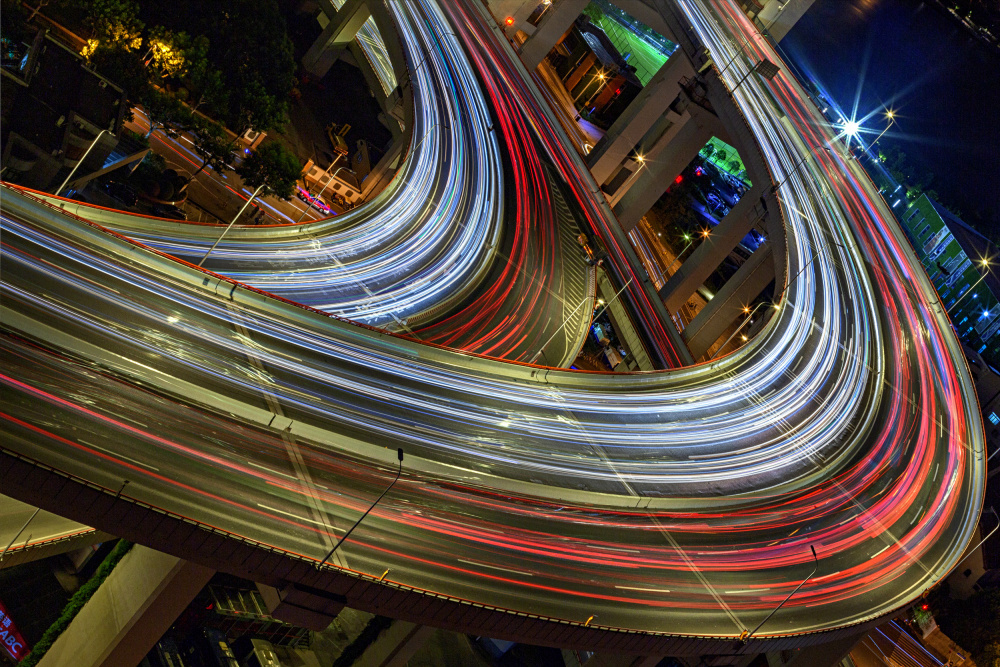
[236,142,302,201]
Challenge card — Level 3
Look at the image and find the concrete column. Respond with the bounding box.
[519,0,590,70]
[587,51,695,184]
[303,0,372,77]
[501,0,541,39]
[611,107,718,232]
[657,185,768,312]
[757,0,818,42]
[583,652,664,667]
[37,545,214,667]
[347,620,435,667]
[256,582,345,632]
[367,0,410,90]
[683,243,775,359]
[766,629,863,667]
[565,53,598,95]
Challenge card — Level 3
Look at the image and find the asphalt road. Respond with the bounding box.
[0,0,985,642]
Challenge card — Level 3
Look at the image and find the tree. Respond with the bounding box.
[179,35,227,114]
[700,143,715,159]
[143,27,190,78]
[187,120,232,180]
[85,38,150,103]
[198,142,302,266]
[938,588,1000,666]
[140,88,193,138]
[236,141,302,201]
[1,0,31,51]
[86,0,143,47]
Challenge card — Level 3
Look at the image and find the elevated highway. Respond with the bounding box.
[0,0,985,658]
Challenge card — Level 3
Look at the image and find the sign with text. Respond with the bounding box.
[0,599,30,662]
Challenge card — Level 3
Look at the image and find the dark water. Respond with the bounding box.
[782,0,1000,234]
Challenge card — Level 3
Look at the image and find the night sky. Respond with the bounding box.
[782,0,1000,235]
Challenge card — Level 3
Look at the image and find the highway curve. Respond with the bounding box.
[0,0,985,644]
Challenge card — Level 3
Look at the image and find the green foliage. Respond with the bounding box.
[189,119,232,177]
[141,87,193,137]
[937,588,1000,666]
[85,0,144,46]
[1,0,32,50]
[581,3,604,22]
[144,26,191,78]
[236,141,302,201]
[21,540,134,667]
[86,38,150,102]
[139,0,294,133]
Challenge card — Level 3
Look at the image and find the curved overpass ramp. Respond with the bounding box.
[0,0,985,656]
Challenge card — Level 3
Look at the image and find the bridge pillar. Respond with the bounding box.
[587,51,695,184]
[582,652,664,667]
[756,0,817,43]
[519,0,590,71]
[303,0,372,77]
[658,185,771,312]
[344,620,435,667]
[611,105,722,233]
[683,243,775,359]
[765,629,862,667]
[36,545,214,667]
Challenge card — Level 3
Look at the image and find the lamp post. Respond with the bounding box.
[55,129,109,196]
[710,301,774,359]
[663,232,696,275]
[0,507,40,562]
[318,448,404,569]
[574,70,605,103]
[582,71,611,110]
[608,154,645,207]
[739,546,819,645]
[948,260,991,314]
[717,4,786,79]
[197,183,266,267]
[295,164,347,223]
[859,110,895,155]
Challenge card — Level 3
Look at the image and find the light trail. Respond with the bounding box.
[0,0,984,643]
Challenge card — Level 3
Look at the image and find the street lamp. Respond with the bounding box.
[574,69,605,103]
[663,233,694,275]
[295,163,347,223]
[197,183,266,267]
[583,71,611,110]
[608,154,645,206]
[717,3,786,79]
[55,129,109,196]
[859,109,895,155]
[710,301,775,359]
[318,448,404,569]
[947,259,991,314]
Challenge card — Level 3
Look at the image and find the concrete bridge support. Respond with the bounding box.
[346,620,435,667]
[36,545,214,667]
[303,0,373,78]
[658,186,770,312]
[611,104,724,233]
[683,242,775,359]
[519,0,591,70]
[755,0,818,43]
[587,51,696,184]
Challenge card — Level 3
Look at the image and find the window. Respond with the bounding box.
[988,412,999,425]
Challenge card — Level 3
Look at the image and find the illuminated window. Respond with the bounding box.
[988,412,999,425]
